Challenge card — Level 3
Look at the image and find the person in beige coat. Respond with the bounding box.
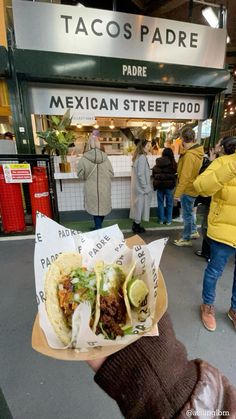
[77,132,114,230]
[130,139,152,233]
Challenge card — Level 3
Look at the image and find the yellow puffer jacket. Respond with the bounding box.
[175,144,204,198]
[194,152,236,247]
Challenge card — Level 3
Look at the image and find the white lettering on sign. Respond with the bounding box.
[122,65,147,77]
[3,163,32,183]
[34,192,49,198]
[28,84,208,120]
[12,0,227,69]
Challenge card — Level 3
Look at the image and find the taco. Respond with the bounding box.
[44,252,97,345]
[45,253,149,345]
[94,262,149,340]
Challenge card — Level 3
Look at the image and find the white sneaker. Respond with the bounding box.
[191,231,200,239]
[173,239,192,247]
[174,217,183,223]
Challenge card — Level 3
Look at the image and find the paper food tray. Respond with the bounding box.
[32,234,168,361]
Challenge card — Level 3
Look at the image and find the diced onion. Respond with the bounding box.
[89,279,95,287]
[74,294,80,302]
[58,284,64,290]
[71,277,80,284]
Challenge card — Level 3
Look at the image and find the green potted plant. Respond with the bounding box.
[159,131,166,148]
[37,110,75,172]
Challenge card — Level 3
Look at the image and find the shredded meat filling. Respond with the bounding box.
[97,289,127,338]
[58,277,78,324]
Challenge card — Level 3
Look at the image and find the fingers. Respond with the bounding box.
[87,357,107,372]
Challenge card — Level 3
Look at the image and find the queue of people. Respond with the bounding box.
[84,134,236,417]
[129,132,236,334]
[77,129,236,334]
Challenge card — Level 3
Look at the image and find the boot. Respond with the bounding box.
[228,308,236,329]
[200,304,216,331]
[132,222,146,233]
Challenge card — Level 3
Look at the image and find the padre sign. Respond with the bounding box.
[12,0,226,69]
[28,84,208,120]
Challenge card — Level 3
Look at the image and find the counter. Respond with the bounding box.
[53,155,159,220]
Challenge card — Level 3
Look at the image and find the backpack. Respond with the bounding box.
[195,156,212,207]
[199,155,211,175]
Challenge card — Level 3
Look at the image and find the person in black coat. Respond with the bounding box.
[152,147,177,225]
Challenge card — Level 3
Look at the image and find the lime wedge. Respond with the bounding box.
[127,279,149,308]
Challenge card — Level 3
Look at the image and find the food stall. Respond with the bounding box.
[2,1,230,222]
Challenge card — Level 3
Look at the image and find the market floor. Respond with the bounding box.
[0,229,235,419]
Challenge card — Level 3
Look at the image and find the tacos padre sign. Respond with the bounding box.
[12,0,226,69]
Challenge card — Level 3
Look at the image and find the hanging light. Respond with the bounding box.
[142,121,147,130]
[94,120,99,129]
[202,7,219,28]
[161,122,171,128]
[109,119,115,129]
[77,124,83,128]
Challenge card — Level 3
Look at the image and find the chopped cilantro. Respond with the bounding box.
[70,267,97,304]
[121,326,134,335]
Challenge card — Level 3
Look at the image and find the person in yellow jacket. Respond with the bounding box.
[173,127,204,246]
[194,136,236,332]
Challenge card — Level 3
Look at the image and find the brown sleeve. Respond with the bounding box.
[94,313,198,419]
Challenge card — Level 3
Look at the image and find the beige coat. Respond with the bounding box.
[77,148,114,216]
[130,154,152,222]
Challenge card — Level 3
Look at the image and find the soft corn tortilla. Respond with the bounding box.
[44,252,83,346]
[122,263,136,324]
[93,262,133,337]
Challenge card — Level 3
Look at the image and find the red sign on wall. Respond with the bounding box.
[3,164,32,183]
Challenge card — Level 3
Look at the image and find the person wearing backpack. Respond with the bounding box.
[152,148,177,225]
[194,136,236,332]
[194,155,212,260]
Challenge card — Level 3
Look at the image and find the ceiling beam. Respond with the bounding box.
[149,0,188,16]
[131,0,147,10]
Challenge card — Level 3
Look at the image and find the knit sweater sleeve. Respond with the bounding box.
[94,313,198,419]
